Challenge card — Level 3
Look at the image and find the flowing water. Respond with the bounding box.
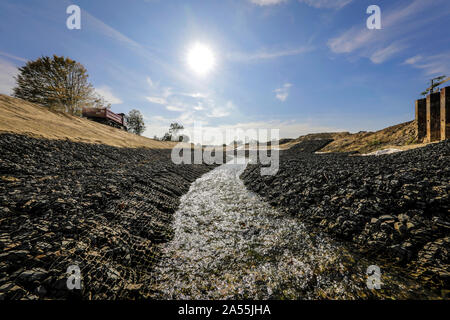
[150,159,438,299]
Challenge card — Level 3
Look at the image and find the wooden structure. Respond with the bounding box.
[416,86,450,142]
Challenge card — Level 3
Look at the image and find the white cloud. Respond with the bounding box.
[142,106,345,145]
[145,75,173,99]
[157,120,345,144]
[329,0,432,54]
[274,83,292,102]
[249,0,352,8]
[404,55,422,65]
[146,96,167,105]
[249,0,287,6]
[83,9,193,85]
[177,111,199,125]
[370,43,404,64]
[328,28,372,54]
[0,58,18,95]
[85,12,141,51]
[327,0,441,63]
[403,52,450,76]
[0,51,27,63]
[96,85,123,105]
[146,76,155,88]
[194,103,204,111]
[144,74,238,118]
[228,46,313,62]
[298,0,352,9]
[182,92,208,99]
[166,105,185,112]
[220,120,343,141]
[207,101,235,118]
[143,76,238,128]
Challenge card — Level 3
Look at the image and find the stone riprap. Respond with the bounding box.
[0,133,214,300]
[241,139,449,290]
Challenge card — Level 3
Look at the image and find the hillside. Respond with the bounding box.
[0,94,432,153]
[280,121,426,154]
[0,94,176,149]
[278,131,352,150]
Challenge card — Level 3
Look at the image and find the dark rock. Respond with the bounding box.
[241,139,450,289]
[0,250,29,262]
[18,268,48,283]
[0,133,215,299]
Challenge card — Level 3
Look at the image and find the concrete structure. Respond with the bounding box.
[426,92,441,142]
[415,98,426,141]
[441,86,450,140]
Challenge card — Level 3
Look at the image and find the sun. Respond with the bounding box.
[187,43,215,75]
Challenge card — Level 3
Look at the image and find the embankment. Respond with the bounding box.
[241,139,449,290]
[0,94,177,149]
[0,133,214,299]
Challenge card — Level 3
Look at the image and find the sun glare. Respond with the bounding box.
[187,43,215,75]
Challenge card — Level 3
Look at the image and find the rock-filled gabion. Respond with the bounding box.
[241,139,449,290]
[0,133,214,300]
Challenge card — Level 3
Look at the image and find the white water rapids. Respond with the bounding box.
[150,159,435,299]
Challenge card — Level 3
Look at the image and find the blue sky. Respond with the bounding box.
[0,0,449,142]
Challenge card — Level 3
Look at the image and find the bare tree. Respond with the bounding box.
[162,122,186,141]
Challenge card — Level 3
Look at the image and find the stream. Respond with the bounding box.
[150,158,438,299]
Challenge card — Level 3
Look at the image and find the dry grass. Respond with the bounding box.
[0,94,177,149]
[0,94,430,153]
[278,132,352,150]
[320,121,419,153]
[279,121,429,154]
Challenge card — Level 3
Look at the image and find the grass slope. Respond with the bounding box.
[0,94,177,149]
[280,121,427,154]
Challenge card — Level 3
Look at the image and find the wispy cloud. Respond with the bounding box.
[403,55,422,65]
[249,0,352,9]
[216,120,344,140]
[181,92,208,99]
[166,105,185,112]
[249,0,287,6]
[147,119,344,144]
[403,52,450,76]
[298,0,352,9]
[146,96,167,105]
[84,11,143,52]
[327,0,442,63]
[96,85,123,105]
[370,43,405,64]
[82,7,194,86]
[0,58,18,95]
[206,101,236,118]
[146,76,155,88]
[274,83,292,102]
[228,46,313,62]
[0,51,27,63]
[144,75,238,127]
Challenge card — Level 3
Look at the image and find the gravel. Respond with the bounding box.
[241,139,449,291]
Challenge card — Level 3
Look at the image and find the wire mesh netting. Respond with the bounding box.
[0,133,214,299]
